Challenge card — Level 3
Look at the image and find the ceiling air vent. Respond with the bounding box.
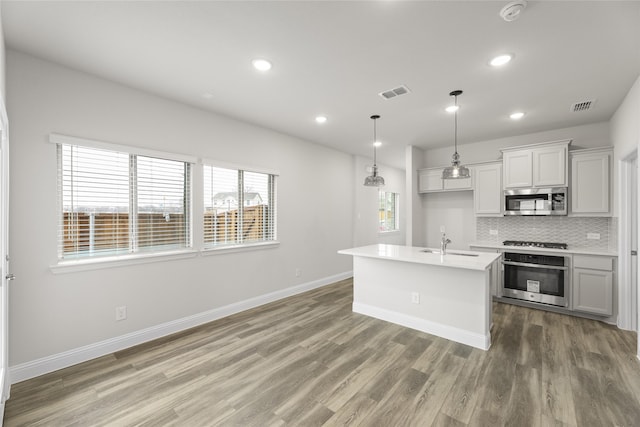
[379,85,411,100]
[570,99,597,112]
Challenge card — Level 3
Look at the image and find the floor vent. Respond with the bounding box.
[379,85,411,100]
[570,99,596,112]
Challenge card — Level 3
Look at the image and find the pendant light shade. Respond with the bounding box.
[442,90,470,180]
[364,115,385,187]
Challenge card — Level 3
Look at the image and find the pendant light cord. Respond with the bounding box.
[454,93,458,155]
[373,117,377,166]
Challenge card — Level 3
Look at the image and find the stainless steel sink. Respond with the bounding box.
[421,249,479,257]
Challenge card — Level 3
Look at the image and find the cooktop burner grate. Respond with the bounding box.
[502,240,568,250]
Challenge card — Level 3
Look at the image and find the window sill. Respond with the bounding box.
[50,249,199,274]
[201,241,280,256]
[378,230,401,236]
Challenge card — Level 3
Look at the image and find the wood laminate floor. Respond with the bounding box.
[5,278,640,426]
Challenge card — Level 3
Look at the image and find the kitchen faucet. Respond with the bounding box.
[440,232,451,255]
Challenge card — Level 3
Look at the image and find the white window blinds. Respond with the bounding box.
[203,165,277,248]
[57,143,192,260]
[136,156,191,251]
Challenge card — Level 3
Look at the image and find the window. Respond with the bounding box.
[379,190,399,232]
[203,165,276,248]
[57,142,192,260]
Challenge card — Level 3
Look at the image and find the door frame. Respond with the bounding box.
[618,150,638,335]
[0,97,9,415]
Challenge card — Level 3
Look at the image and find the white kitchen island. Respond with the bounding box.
[338,244,501,350]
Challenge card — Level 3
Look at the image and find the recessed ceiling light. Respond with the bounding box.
[251,58,272,72]
[373,141,382,147]
[315,115,328,124]
[510,112,525,120]
[201,92,214,99]
[445,105,459,113]
[490,54,513,67]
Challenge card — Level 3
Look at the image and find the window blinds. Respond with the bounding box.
[135,155,191,252]
[203,165,277,248]
[57,143,192,259]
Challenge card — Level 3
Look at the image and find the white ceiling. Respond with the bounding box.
[2,1,639,169]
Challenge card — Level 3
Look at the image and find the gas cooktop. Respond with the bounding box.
[502,240,568,250]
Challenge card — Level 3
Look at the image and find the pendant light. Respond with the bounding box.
[364,114,385,187]
[442,90,470,180]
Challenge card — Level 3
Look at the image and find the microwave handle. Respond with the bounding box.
[502,260,568,271]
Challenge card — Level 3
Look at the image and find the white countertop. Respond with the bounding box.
[469,241,618,257]
[338,244,501,271]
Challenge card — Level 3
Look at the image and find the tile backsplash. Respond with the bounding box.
[476,216,617,250]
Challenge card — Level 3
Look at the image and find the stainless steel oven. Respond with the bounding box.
[501,252,569,307]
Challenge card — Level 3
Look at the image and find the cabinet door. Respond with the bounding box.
[533,145,567,187]
[443,175,472,191]
[503,150,532,188]
[418,169,443,192]
[573,267,613,316]
[571,152,610,215]
[473,163,502,215]
[470,247,501,297]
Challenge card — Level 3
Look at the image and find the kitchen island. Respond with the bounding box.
[338,244,501,350]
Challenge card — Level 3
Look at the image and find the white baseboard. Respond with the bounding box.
[353,302,491,351]
[10,271,353,384]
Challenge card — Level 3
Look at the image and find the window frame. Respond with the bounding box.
[51,134,197,271]
[49,135,280,273]
[378,190,400,234]
[201,159,279,254]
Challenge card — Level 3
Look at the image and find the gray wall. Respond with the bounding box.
[352,155,406,248]
[6,50,406,369]
[422,121,610,168]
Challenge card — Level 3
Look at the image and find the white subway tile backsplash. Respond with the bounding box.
[476,216,615,250]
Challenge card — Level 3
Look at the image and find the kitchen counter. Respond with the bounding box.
[469,241,618,257]
[338,244,502,271]
[339,244,501,350]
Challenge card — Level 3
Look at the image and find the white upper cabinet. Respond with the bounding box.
[444,175,473,191]
[533,145,567,187]
[502,140,570,189]
[503,150,532,188]
[570,147,612,216]
[418,169,443,192]
[473,162,502,216]
[418,168,472,193]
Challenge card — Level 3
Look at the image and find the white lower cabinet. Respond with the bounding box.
[572,255,613,316]
[469,246,501,296]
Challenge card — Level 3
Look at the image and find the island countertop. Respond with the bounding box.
[338,244,501,271]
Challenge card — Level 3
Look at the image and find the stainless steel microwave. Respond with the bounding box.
[504,187,568,216]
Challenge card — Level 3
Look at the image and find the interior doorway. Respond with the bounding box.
[0,99,9,417]
[618,151,638,341]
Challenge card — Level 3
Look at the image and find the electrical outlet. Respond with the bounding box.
[295,268,301,277]
[411,292,420,304]
[587,233,601,240]
[440,225,446,233]
[489,229,498,236]
[115,306,127,321]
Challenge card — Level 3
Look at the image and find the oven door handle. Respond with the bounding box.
[502,260,568,271]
